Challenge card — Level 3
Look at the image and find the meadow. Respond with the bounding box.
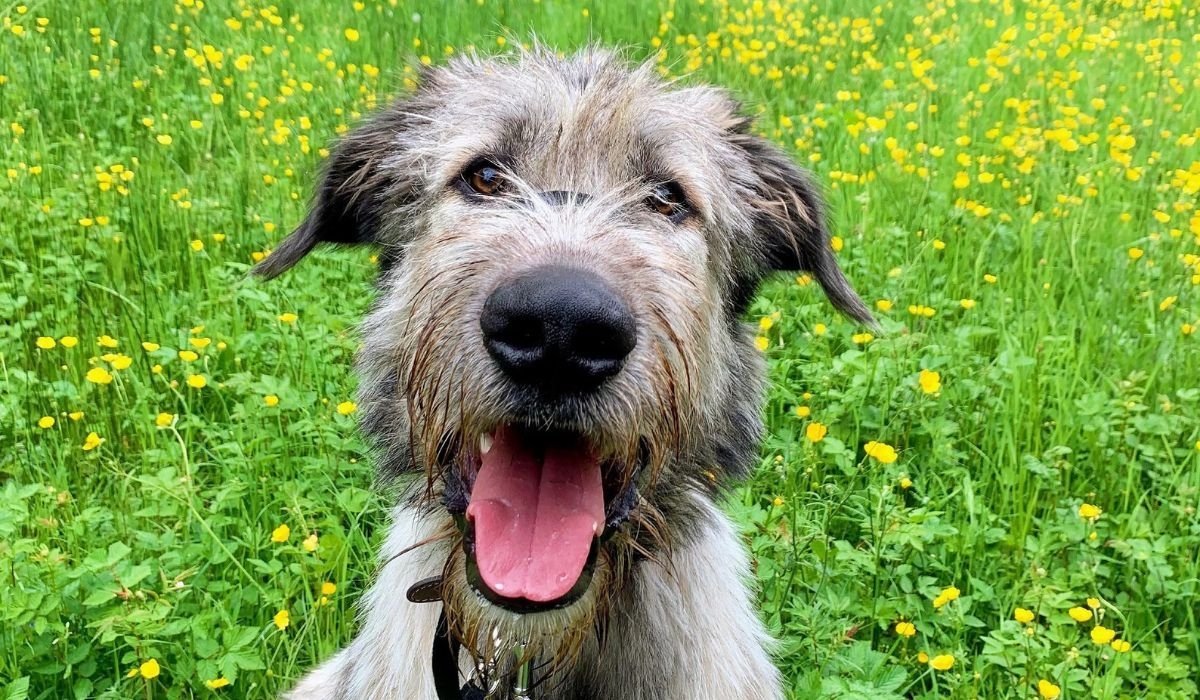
[2,0,1199,697]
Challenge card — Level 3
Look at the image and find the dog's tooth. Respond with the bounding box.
[480,433,494,455]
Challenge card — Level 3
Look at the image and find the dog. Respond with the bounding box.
[255,47,872,700]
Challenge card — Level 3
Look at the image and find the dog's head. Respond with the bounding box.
[256,48,870,671]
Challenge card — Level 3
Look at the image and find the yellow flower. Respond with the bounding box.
[898,476,912,489]
[1068,606,1093,622]
[344,27,360,41]
[754,336,769,351]
[37,416,55,429]
[932,585,960,609]
[86,367,114,385]
[1159,295,1178,312]
[98,334,118,348]
[186,375,207,389]
[189,337,211,349]
[916,651,929,664]
[278,312,298,324]
[772,496,785,507]
[918,369,941,394]
[155,134,172,146]
[864,441,898,464]
[794,405,811,418]
[1127,247,1144,260]
[1090,625,1116,645]
[273,609,289,630]
[1079,503,1102,519]
[813,323,827,335]
[806,422,827,443]
[302,533,319,552]
[60,336,79,348]
[190,239,204,252]
[139,658,160,680]
[960,298,976,310]
[264,394,280,407]
[205,677,231,689]
[1037,679,1061,699]
[142,342,160,352]
[851,332,874,344]
[758,316,775,331]
[876,299,893,311]
[929,654,954,671]
[336,401,357,416]
[1086,597,1101,609]
[271,524,290,543]
[82,432,104,451]
[108,354,132,370]
[321,581,337,596]
[1111,639,1131,653]
[68,411,84,421]
[983,273,997,284]
[1014,607,1035,624]
[895,621,916,638]
[155,412,175,427]
[178,350,199,362]
[36,336,56,349]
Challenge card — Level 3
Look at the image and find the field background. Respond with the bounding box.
[3,0,1199,698]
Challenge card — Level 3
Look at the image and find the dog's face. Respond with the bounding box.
[257,49,869,670]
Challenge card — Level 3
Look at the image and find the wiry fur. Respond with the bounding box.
[258,47,870,699]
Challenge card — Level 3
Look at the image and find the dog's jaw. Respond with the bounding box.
[441,425,646,614]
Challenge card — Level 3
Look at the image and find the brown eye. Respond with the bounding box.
[646,182,687,218]
[465,161,506,196]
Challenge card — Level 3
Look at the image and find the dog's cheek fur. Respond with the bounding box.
[706,329,767,483]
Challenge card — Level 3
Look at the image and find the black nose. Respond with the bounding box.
[480,265,636,394]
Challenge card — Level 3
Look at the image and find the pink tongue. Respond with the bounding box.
[466,426,605,602]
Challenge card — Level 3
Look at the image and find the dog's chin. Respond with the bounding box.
[439,422,641,658]
[440,541,613,679]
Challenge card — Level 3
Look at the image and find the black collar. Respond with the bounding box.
[408,576,502,700]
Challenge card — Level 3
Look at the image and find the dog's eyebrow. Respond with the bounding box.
[633,139,706,220]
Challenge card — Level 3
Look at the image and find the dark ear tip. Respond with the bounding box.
[249,254,295,280]
[247,226,320,281]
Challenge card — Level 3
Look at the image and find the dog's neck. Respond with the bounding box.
[409,575,534,700]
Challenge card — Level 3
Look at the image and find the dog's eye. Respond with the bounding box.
[464,161,506,196]
[646,182,687,218]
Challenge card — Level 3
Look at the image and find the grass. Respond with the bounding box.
[2,0,1198,698]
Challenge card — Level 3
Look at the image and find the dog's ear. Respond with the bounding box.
[731,131,875,326]
[252,110,410,279]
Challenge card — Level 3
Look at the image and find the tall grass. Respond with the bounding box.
[2,0,1197,698]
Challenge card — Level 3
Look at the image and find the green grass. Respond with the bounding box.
[3,0,1199,698]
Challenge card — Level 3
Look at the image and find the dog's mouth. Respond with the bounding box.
[444,425,641,612]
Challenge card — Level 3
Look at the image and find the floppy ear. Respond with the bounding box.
[251,109,411,279]
[731,131,875,326]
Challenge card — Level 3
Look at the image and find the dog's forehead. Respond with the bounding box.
[416,54,741,184]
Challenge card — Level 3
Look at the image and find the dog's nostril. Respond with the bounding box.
[492,315,544,351]
[480,265,636,393]
[573,319,636,362]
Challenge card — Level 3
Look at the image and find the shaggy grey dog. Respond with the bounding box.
[256,47,871,700]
